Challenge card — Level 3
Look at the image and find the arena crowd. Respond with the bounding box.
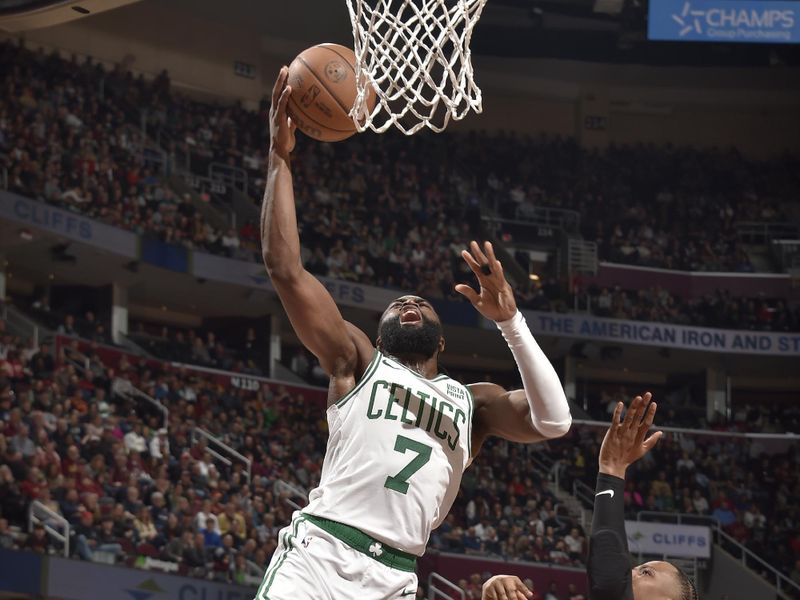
[2,40,798,335]
[1,319,798,595]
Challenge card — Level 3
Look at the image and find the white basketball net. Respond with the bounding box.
[346,0,488,135]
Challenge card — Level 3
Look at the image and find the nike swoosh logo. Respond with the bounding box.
[400,590,416,597]
[596,489,615,499]
[382,360,405,370]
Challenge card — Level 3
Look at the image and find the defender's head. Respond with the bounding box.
[377,295,444,360]
[632,562,698,600]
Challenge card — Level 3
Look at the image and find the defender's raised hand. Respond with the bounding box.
[599,392,663,479]
[455,241,518,323]
[269,66,296,161]
[482,575,534,600]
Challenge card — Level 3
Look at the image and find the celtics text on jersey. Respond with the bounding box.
[302,350,474,556]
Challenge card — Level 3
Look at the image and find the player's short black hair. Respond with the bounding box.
[675,566,699,600]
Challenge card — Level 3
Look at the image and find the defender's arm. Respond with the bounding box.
[589,396,662,600]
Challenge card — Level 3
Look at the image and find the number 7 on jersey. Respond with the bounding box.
[384,435,432,494]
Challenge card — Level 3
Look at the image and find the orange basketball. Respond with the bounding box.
[286,44,375,143]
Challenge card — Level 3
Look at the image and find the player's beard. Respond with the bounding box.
[378,315,442,359]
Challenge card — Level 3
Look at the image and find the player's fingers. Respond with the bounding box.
[484,240,497,261]
[278,85,292,114]
[484,241,503,271]
[637,400,657,436]
[503,577,523,592]
[623,395,641,430]
[483,581,507,600]
[643,430,663,452]
[634,401,656,446]
[461,249,485,277]
[632,396,648,431]
[271,66,288,106]
[483,579,503,600]
[643,399,657,427]
[490,258,505,282]
[638,391,653,422]
[502,581,521,599]
[494,587,510,600]
[508,576,531,595]
[471,240,490,266]
[469,241,500,284]
[454,283,480,305]
[611,401,624,428]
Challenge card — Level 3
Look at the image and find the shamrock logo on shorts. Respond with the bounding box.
[368,542,383,557]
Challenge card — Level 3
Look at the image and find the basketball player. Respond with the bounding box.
[480,394,699,600]
[255,67,571,600]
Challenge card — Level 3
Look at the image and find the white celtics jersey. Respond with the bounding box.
[303,350,474,556]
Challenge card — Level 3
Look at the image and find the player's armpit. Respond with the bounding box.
[271,269,373,378]
[469,384,550,448]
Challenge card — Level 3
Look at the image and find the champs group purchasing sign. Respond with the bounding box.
[649,0,800,43]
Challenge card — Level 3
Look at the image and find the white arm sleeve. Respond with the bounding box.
[496,311,572,438]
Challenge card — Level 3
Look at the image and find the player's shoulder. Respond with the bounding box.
[466,381,507,407]
[465,382,510,436]
[465,382,507,456]
[344,321,376,377]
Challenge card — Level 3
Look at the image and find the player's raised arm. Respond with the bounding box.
[262,67,372,381]
[588,394,663,600]
[456,241,572,448]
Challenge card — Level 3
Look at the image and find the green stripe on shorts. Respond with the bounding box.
[257,515,306,600]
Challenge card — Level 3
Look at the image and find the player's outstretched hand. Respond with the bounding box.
[455,240,517,323]
[269,66,296,161]
[598,392,663,479]
[482,575,534,600]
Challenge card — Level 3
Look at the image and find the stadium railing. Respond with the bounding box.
[209,162,249,195]
[570,418,800,443]
[28,500,69,558]
[428,572,465,600]
[273,480,309,512]
[635,511,715,527]
[191,427,252,485]
[62,343,92,375]
[483,205,582,233]
[112,377,169,430]
[570,479,595,514]
[242,559,266,587]
[636,510,800,599]
[772,239,800,272]
[1,303,41,347]
[736,221,800,246]
[715,525,800,600]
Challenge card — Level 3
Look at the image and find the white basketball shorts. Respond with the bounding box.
[253,511,419,600]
